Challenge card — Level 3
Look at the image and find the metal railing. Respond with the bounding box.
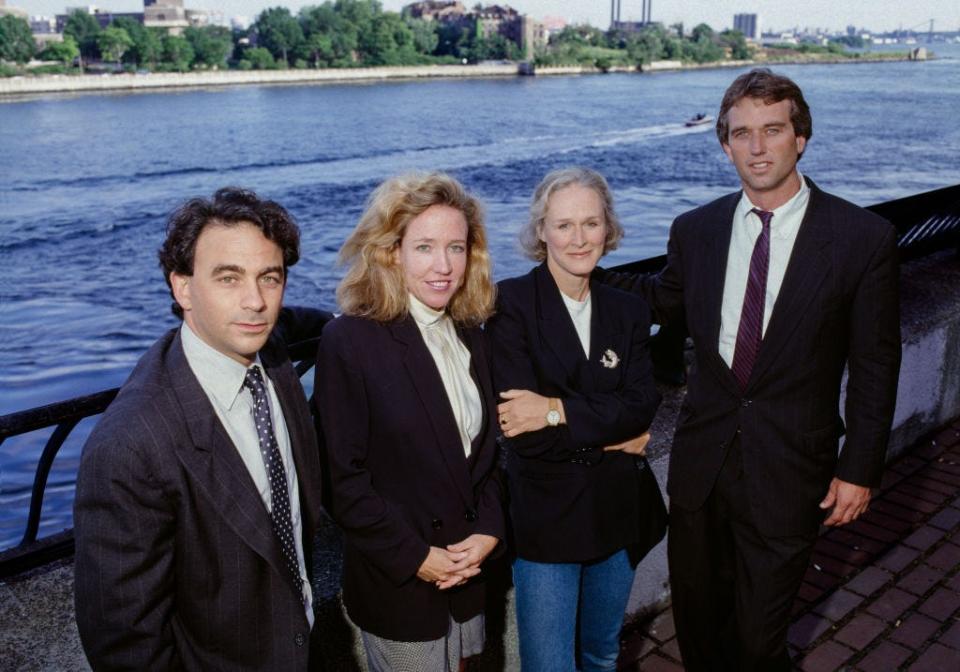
[1,184,958,579]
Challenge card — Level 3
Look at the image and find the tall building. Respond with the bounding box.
[733,13,761,40]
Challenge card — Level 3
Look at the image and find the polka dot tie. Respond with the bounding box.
[243,366,305,605]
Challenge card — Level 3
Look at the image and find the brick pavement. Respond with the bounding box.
[618,417,960,671]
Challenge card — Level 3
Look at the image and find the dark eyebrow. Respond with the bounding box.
[210,264,284,278]
[211,264,244,276]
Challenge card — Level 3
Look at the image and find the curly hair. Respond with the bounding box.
[336,172,495,327]
[519,167,624,262]
[158,187,300,318]
[716,68,813,157]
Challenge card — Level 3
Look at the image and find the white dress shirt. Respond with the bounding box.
[180,322,314,627]
[560,290,592,358]
[718,172,811,368]
[409,294,483,457]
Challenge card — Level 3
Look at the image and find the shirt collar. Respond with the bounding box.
[408,293,446,328]
[737,170,810,240]
[180,321,263,411]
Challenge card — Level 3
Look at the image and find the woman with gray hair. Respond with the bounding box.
[486,167,662,671]
[314,172,504,671]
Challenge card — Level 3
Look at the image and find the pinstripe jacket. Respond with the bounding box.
[74,309,328,671]
[610,178,901,536]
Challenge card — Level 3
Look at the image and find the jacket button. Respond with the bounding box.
[464,509,478,522]
[294,632,306,647]
[431,518,443,529]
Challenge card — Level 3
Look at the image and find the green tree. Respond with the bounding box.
[111,17,162,67]
[406,17,438,55]
[684,23,724,63]
[97,25,133,65]
[301,31,335,67]
[299,3,359,66]
[0,15,36,64]
[243,46,276,69]
[185,25,233,68]
[162,34,194,71]
[256,7,303,65]
[720,29,750,60]
[39,36,80,65]
[97,26,134,66]
[63,10,101,64]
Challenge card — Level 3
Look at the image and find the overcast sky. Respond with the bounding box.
[13,0,960,33]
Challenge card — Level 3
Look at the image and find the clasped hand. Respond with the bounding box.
[416,534,498,590]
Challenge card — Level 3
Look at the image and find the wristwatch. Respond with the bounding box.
[546,398,561,427]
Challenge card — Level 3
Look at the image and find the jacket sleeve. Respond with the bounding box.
[73,421,181,671]
[313,320,430,585]
[838,223,901,487]
[486,286,660,464]
[275,306,336,343]
[594,216,688,327]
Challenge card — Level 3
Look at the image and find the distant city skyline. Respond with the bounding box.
[11,0,960,34]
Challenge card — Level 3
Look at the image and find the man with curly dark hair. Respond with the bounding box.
[74,188,332,671]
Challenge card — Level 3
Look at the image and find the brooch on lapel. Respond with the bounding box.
[600,349,620,369]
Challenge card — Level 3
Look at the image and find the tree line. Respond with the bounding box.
[0,0,523,74]
[1,2,863,76]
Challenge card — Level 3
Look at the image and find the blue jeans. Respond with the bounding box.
[513,549,635,672]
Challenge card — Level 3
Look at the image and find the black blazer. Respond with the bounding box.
[612,178,901,536]
[314,314,505,642]
[74,308,330,671]
[486,263,661,563]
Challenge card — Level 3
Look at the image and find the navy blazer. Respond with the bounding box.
[486,263,661,563]
[606,177,901,536]
[314,314,505,642]
[74,308,330,671]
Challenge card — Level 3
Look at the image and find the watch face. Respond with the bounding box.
[546,409,561,426]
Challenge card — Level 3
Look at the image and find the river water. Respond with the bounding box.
[1,46,958,550]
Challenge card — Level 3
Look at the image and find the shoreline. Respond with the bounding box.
[0,53,925,98]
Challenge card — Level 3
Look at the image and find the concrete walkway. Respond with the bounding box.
[618,416,960,671]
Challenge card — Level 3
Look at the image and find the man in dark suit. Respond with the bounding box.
[610,69,901,669]
[74,188,331,670]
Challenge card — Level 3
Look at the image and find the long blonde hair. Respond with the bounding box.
[336,172,495,326]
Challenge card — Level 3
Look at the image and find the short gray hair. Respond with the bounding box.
[520,167,624,262]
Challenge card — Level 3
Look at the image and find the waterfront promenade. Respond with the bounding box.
[619,417,960,671]
[0,53,922,97]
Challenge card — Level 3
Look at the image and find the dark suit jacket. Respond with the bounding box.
[486,263,661,563]
[612,178,901,537]
[74,308,330,671]
[313,314,505,642]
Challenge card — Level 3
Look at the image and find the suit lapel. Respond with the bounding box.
[535,263,588,380]
[748,180,832,387]
[389,318,474,508]
[166,333,293,590]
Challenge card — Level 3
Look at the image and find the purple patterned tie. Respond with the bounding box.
[243,366,305,605]
[731,208,773,391]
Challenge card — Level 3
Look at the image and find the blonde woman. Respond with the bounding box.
[314,173,503,671]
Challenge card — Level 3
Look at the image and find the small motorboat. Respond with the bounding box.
[685,113,714,127]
